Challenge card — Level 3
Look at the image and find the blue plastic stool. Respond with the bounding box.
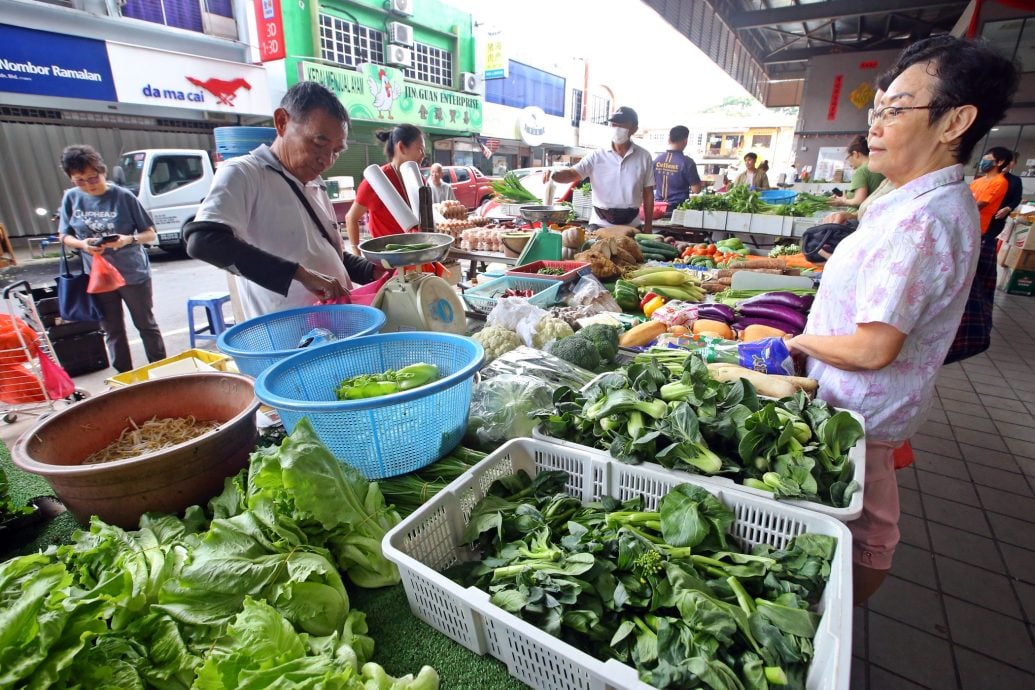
[187,292,234,348]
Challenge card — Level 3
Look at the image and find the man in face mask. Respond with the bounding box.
[545,106,655,232]
[969,147,1010,237]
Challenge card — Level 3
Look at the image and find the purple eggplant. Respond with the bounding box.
[697,303,736,324]
[739,291,813,312]
[737,303,808,332]
[733,315,804,336]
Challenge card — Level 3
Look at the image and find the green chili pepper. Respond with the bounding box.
[395,362,440,391]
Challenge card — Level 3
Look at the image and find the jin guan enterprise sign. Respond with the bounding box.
[300,61,483,133]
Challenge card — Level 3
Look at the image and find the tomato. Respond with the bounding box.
[707,244,718,254]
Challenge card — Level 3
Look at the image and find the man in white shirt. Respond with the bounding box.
[184,82,353,318]
[546,107,655,232]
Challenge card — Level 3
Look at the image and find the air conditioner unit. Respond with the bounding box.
[386,45,412,68]
[460,72,479,94]
[386,22,413,46]
[388,0,413,17]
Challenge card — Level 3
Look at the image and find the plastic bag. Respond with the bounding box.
[569,275,621,311]
[650,300,698,327]
[465,374,554,448]
[480,346,597,390]
[39,354,74,399]
[86,253,126,294]
[486,296,549,347]
[0,315,39,365]
[652,335,794,375]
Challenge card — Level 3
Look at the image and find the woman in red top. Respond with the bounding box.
[346,124,426,255]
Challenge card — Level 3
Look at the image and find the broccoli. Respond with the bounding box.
[547,336,601,370]
[578,323,621,363]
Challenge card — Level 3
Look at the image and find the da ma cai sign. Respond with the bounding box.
[299,61,483,133]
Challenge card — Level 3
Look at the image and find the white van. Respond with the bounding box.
[114,149,215,253]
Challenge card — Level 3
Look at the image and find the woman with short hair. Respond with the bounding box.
[59,144,167,373]
[786,35,1019,603]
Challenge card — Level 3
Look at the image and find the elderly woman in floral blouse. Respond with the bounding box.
[787,36,1018,604]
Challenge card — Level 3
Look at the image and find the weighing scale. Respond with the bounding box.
[515,205,569,264]
[359,232,466,335]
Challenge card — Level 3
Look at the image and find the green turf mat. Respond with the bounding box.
[351,585,522,690]
[1,440,81,559]
[1,442,526,688]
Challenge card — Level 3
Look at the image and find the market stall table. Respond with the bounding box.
[448,248,518,281]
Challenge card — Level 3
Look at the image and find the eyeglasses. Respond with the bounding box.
[72,174,102,187]
[867,105,940,127]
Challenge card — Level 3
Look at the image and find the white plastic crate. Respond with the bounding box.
[383,437,853,690]
[533,407,867,522]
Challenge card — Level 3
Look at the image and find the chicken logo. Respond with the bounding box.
[367,68,399,119]
[185,77,252,106]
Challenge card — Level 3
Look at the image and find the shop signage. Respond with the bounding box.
[518,106,547,147]
[476,25,508,79]
[107,43,271,115]
[253,0,286,62]
[0,23,116,101]
[298,61,484,133]
[827,74,843,121]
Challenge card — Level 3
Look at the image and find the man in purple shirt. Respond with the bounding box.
[653,126,702,207]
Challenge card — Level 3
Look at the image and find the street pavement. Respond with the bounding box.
[0,248,228,446]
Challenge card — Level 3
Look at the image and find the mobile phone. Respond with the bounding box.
[99,234,120,244]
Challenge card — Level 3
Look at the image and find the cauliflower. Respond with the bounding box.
[473,326,521,362]
[532,317,575,349]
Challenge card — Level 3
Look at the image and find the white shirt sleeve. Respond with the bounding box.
[194,160,256,241]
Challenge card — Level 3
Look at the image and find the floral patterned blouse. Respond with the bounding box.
[804,164,979,442]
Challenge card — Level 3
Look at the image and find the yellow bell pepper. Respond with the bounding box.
[642,295,666,318]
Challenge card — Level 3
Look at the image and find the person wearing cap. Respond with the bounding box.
[545,106,655,231]
[653,125,702,209]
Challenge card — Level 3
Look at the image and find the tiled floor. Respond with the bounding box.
[852,289,1035,689]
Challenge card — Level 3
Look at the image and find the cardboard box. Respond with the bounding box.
[999,268,1035,296]
[1005,247,1035,271]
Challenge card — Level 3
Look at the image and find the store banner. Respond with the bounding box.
[0,23,116,101]
[299,61,484,134]
[475,25,508,79]
[108,42,272,115]
[253,0,286,62]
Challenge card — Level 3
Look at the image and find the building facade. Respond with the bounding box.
[0,0,269,238]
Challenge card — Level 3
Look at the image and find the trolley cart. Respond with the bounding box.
[0,281,86,423]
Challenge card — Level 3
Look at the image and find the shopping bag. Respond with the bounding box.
[347,270,394,307]
[56,247,103,322]
[87,253,126,294]
[38,353,74,399]
[0,314,39,365]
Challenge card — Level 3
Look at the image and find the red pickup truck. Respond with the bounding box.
[421,166,499,210]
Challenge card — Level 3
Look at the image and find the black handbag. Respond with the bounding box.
[801,221,858,263]
[56,243,103,323]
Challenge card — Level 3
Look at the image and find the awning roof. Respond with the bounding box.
[642,0,969,102]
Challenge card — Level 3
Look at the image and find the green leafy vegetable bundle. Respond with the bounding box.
[490,172,539,203]
[537,354,862,508]
[0,420,437,690]
[447,469,837,689]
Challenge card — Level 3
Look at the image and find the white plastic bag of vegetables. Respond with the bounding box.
[465,374,554,449]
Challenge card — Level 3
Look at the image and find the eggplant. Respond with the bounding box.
[697,303,736,324]
[739,291,812,312]
[733,315,804,336]
[737,302,808,332]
